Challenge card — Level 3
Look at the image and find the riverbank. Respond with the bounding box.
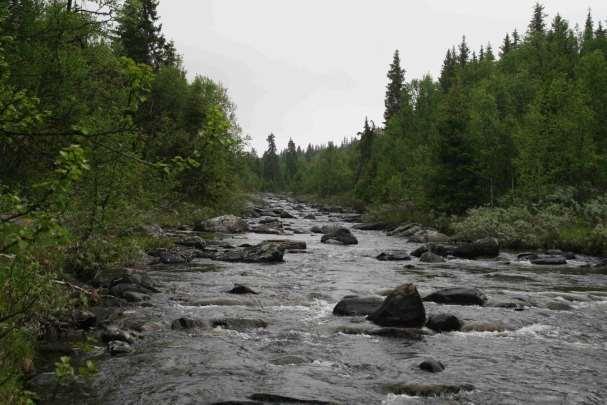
[288,193,607,258]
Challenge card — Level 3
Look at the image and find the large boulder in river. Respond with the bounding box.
[194,215,249,233]
[321,228,358,245]
[453,237,499,259]
[367,283,426,327]
[333,296,384,316]
[376,250,411,261]
[424,287,487,306]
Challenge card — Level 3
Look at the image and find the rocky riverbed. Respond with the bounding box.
[34,195,607,404]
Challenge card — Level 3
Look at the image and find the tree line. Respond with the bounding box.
[260,4,607,217]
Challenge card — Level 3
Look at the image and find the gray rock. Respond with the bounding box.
[376,250,411,261]
[453,237,499,259]
[419,252,445,263]
[424,287,487,306]
[213,241,285,263]
[419,358,445,373]
[122,291,150,303]
[171,317,209,330]
[385,383,475,397]
[211,318,268,331]
[101,326,134,344]
[72,310,96,329]
[408,229,449,243]
[176,236,207,249]
[227,284,258,295]
[368,283,426,327]
[333,296,384,316]
[426,313,462,332]
[194,215,249,233]
[387,223,421,237]
[262,239,306,250]
[531,256,567,265]
[108,340,133,355]
[321,228,358,245]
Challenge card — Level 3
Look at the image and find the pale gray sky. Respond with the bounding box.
[158,1,607,153]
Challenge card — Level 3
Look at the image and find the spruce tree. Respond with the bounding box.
[529,3,546,35]
[581,10,594,54]
[439,48,457,93]
[116,0,175,69]
[262,133,280,190]
[500,33,512,58]
[285,138,298,183]
[384,50,405,123]
[355,117,374,182]
[458,36,470,65]
[431,79,481,214]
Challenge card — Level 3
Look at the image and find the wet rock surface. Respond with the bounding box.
[332,295,384,316]
[424,287,488,306]
[367,283,426,327]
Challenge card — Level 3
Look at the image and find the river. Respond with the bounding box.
[54,195,607,404]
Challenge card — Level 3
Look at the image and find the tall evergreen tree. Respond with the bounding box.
[285,138,298,183]
[116,0,177,69]
[384,50,405,123]
[439,48,457,93]
[262,133,280,190]
[529,3,547,36]
[581,10,595,54]
[500,33,513,58]
[458,36,470,65]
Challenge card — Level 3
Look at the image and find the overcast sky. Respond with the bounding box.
[158,1,607,153]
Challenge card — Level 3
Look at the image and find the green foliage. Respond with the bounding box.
[0,1,256,400]
[262,4,607,255]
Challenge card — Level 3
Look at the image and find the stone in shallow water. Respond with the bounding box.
[108,340,132,355]
[531,256,567,265]
[367,283,426,327]
[249,393,335,404]
[227,284,258,295]
[211,318,268,331]
[333,296,384,316]
[419,358,445,373]
[426,313,462,332]
[385,383,474,397]
[171,317,208,330]
[321,228,358,245]
[423,287,487,306]
[376,250,411,261]
[419,251,445,263]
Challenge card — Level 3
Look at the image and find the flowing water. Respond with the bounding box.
[56,195,607,404]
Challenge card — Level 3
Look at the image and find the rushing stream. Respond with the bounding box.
[54,195,607,404]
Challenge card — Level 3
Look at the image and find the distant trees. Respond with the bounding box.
[260,3,607,217]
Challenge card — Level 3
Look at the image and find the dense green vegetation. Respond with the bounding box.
[0,1,258,401]
[261,4,607,254]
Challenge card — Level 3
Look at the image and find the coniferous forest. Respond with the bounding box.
[259,4,607,255]
[1,1,607,403]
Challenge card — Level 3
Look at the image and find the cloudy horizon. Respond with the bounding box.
[158,0,607,153]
